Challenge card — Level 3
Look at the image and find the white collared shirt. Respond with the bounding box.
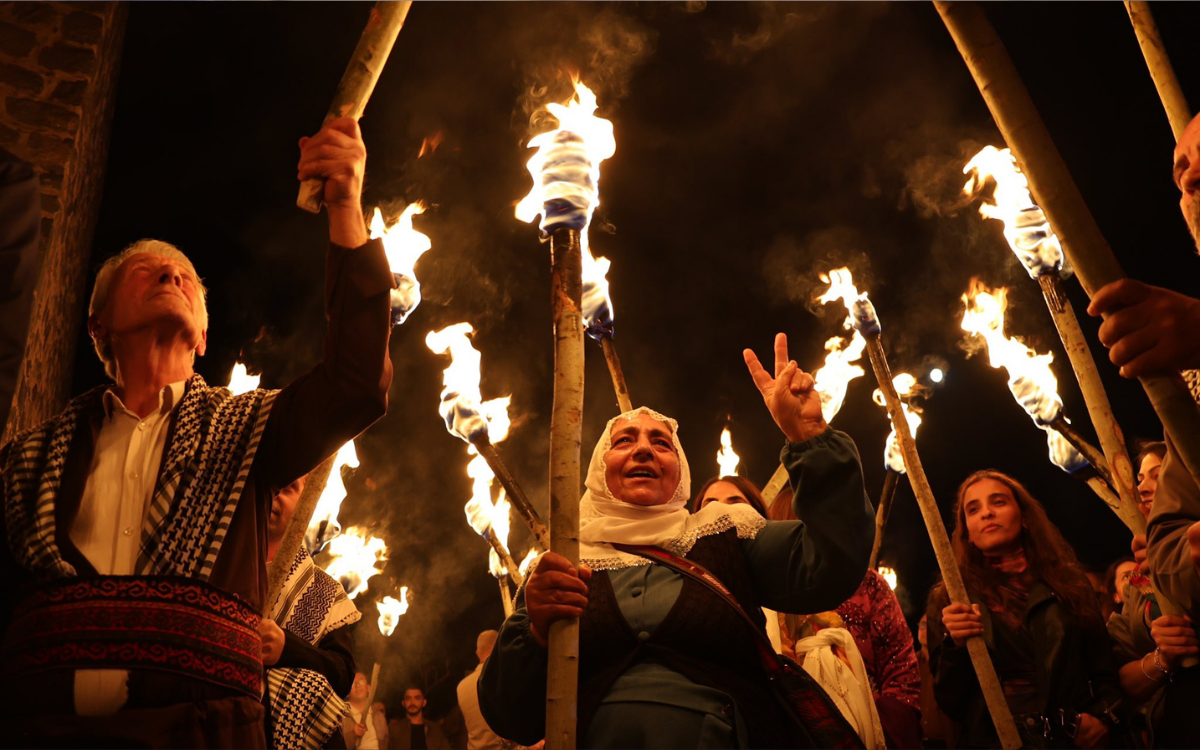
[70,380,186,716]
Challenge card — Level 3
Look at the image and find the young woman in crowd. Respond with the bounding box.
[926,470,1121,749]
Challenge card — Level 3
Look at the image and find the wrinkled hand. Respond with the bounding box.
[1087,279,1200,377]
[525,552,592,647]
[1132,533,1149,576]
[1073,713,1109,749]
[942,602,984,644]
[1151,614,1199,670]
[299,117,368,247]
[259,618,285,666]
[744,333,828,443]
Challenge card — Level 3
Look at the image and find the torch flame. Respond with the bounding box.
[811,268,874,422]
[322,525,387,599]
[964,146,1065,278]
[716,427,741,477]
[369,203,432,325]
[961,280,1063,426]
[376,587,410,637]
[818,267,881,337]
[227,363,260,396]
[305,440,360,552]
[518,549,539,578]
[872,374,923,474]
[961,279,1086,472]
[515,77,617,339]
[878,566,898,590]
[425,323,512,444]
[428,322,526,578]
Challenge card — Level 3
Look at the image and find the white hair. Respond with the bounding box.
[89,239,208,380]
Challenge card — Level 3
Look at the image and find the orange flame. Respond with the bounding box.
[323,526,387,599]
[878,566,898,590]
[813,268,871,422]
[964,146,1064,278]
[418,131,443,158]
[872,374,923,473]
[515,77,617,334]
[227,362,260,396]
[377,587,410,637]
[716,427,741,477]
[306,440,360,552]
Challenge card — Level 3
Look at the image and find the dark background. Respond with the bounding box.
[80,2,1200,715]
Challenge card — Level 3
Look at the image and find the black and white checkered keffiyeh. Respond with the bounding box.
[2,373,276,581]
[266,545,360,749]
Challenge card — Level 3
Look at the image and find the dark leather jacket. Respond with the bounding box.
[927,581,1122,748]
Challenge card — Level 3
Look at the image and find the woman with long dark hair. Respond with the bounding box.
[926,470,1122,749]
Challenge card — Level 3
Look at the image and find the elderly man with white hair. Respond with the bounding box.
[0,116,394,748]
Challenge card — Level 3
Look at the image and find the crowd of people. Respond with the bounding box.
[2,81,1200,750]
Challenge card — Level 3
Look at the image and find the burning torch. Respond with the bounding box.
[426,323,548,553]
[963,146,1141,531]
[360,588,409,733]
[959,280,1143,533]
[516,76,617,750]
[716,427,741,477]
[369,202,433,326]
[868,373,924,571]
[825,268,1022,750]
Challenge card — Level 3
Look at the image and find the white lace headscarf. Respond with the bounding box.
[579,406,767,570]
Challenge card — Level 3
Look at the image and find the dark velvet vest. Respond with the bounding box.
[578,528,800,748]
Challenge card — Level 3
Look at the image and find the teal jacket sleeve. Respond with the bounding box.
[477,586,548,746]
[742,428,874,614]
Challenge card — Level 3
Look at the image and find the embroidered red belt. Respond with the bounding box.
[0,575,263,698]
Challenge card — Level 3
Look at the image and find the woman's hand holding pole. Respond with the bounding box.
[525,553,592,647]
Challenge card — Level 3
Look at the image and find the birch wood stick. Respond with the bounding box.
[869,469,901,570]
[1124,1,1192,140]
[481,526,524,589]
[546,227,584,749]
[473,438,549,552]
[362,662,382,729]
[1037,273,1142,529]
[761,463,790,507]
[866,333,1022,750]
[298,1,413,212]
[600,336,633,413]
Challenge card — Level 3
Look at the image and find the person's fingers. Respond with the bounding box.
[325,116,363,140]
[299,143,360,166]
[532,552,576,575]
[577,563,593,583]
[530,571,588,595]
[1105,326,1158,369]
[793,370,815,392]
[943,603,974,616]
[537,604,585,621]
[1087,279,1149,318]
[1096,305,1153,348]
[774,333,788,378]
[298,160,358,181]
[743,349,773,395]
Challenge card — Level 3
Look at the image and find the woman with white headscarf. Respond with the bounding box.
[478,334,876,748]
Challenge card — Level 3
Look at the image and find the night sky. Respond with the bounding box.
[80,2,1200,715]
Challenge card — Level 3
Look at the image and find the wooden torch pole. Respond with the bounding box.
[869,469,902,570]
[1124,1,1192,140]
[297,1,412,212]
[935,1,1200,491]
[362,662,382,730]
[263,454,338,616]
[546,227,584,749]
[865,332,1022,749]
[761,463,790,507]
[600,336,633,413]
[1037,274,1144,532]
[474,437,550,552]
[481,526,525,589]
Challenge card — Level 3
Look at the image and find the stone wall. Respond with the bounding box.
[0,1,127,438]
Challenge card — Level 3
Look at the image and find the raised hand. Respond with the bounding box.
[744,333,828,443]
[298,117,368,248]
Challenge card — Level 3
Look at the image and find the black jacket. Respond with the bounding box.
[927,581,1122,749]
